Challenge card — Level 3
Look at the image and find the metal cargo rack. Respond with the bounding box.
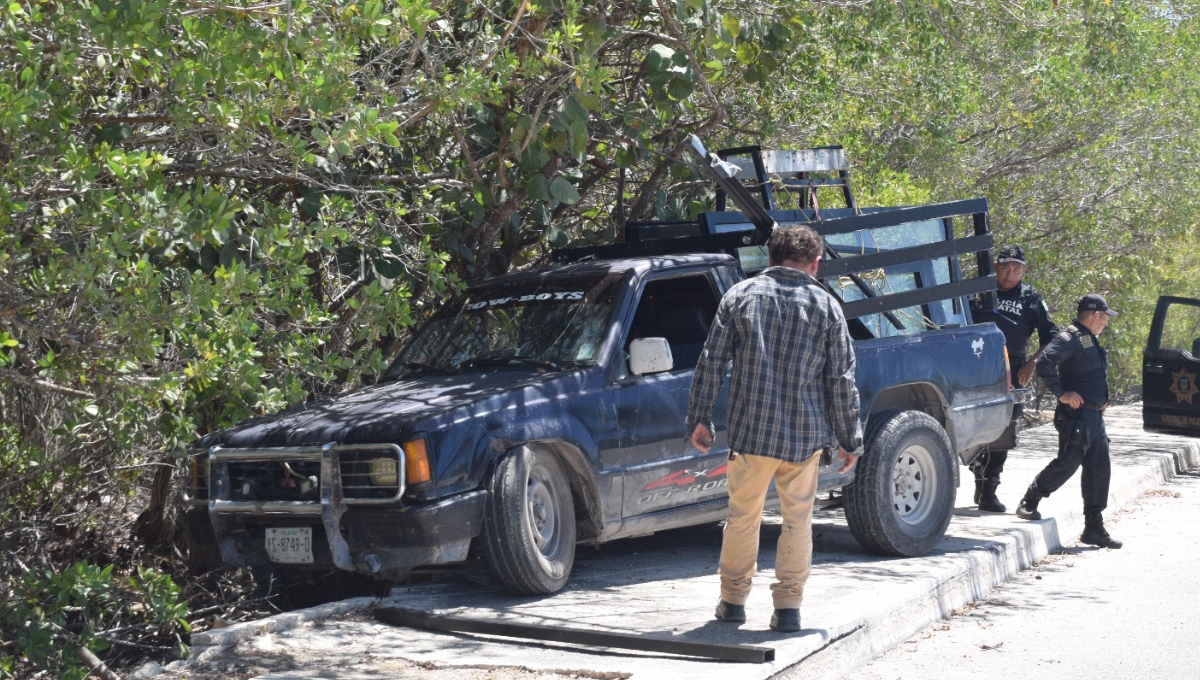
[552,136,998,333]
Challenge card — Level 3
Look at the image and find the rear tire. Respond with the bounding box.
[481,446,576,594]
[845,410,956,556]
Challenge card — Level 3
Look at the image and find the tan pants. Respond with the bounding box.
[719,451,821,609]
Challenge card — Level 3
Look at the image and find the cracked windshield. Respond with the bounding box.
[385,274,626,377]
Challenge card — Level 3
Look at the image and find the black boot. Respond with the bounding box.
[1080,513,1122,549]
[978,478,1006,513]
[970,460,986,505]
[1015,486,1042,520]
[714,599,746,622]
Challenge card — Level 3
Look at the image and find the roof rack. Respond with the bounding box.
[711,144,858,215]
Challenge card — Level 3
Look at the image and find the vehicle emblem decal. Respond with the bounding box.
[1170,367,1199,405]
[644,464,728,491]
[971,338,984,358]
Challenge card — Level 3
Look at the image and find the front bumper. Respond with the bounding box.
[208,491,486,581]
[210,489,482,580]
[197,444,486,580]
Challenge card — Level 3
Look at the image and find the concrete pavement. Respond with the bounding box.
[179,404,1200,680]
[853,473,1200,680]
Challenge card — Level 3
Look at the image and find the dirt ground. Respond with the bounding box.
[146,610,631,680]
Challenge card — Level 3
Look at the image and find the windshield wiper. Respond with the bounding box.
[456,356,568,372]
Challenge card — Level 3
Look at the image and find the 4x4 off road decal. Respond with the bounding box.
[637,463,728,505]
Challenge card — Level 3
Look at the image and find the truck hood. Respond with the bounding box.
[206,369,571,448]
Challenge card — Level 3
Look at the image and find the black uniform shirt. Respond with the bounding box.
[970,282,1058,364]
[1036,322,1110,407]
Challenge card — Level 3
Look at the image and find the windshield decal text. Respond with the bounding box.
[466,291,585,310]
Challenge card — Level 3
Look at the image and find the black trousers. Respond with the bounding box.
[1031,406,1111,516]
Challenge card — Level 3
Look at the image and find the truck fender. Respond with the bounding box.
[479,418,605,540]
[866,381,951,446]
[865,382,958,488]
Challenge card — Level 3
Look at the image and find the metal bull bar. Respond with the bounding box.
[206,442,405,575]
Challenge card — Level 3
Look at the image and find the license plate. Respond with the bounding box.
[264,527,314,564]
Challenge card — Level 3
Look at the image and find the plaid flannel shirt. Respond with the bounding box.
[685,266,862,462]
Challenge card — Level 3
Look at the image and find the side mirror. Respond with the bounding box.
[628,338,674,375]
[1192,337,1200,358]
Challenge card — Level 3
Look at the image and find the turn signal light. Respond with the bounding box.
[402,439,432,484]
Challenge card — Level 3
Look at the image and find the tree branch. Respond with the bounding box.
[78,114,174,126]
[179,0,287,15]
[0,368,95,399]
[479,0,530,72]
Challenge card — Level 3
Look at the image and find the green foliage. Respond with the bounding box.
[0,0,1199,669]
[1,562,188,678]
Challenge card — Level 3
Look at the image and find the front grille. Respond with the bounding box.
[206,443,405,507]
[228,460,321,502]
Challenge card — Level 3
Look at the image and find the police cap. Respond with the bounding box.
[995,244,1026,265]
[1077,293,1118,317]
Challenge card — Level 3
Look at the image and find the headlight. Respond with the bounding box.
[368,458,399,486]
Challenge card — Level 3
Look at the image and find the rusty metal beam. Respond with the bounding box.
[373,606,776,664]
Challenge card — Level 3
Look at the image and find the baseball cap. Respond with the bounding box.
[1077,293,1118,317]
[995,245,1026,265]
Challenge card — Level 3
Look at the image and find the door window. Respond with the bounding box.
[625,274,721,371]
[1155,300,1200,359]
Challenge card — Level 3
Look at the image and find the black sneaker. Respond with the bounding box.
[1015,497,1041,520]
[769,608,801,632]
[714,600,746,623]
[1080,525,1123,549]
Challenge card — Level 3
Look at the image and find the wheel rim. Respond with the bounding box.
[892,444,937,526]
[526,463,563,557]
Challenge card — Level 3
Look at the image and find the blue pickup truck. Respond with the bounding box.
[182,144,1015,594]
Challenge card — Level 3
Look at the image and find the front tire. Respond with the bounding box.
[481,446,576,594]
[844,410,956,556]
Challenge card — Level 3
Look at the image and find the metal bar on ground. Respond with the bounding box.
[373,607,776,664]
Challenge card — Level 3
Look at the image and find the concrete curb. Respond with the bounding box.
[782,438,1200,680]
[188,596,379,658]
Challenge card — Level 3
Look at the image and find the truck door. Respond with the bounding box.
[1143,295,1200,437]
[615,271,731,517]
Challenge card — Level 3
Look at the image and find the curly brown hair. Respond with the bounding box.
[768,225,824,266]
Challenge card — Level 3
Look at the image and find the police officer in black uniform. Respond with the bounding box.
[1015,294,1122,549]
[969,245,1058,512]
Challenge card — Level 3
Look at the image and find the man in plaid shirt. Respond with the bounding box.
[686,225,862,633]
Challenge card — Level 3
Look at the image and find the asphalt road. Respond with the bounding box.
[853,472,1200,680]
